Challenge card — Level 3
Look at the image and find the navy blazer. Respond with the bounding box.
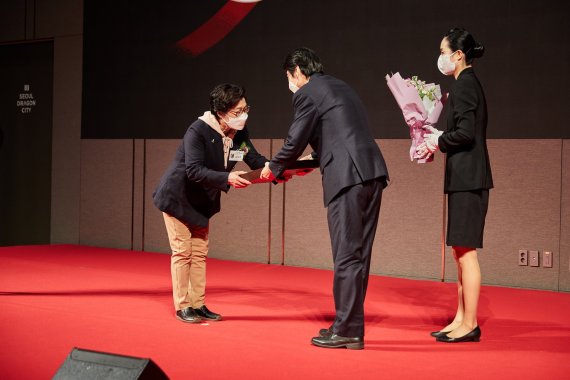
[438,68,493,193]
[153,119,268,227]
[269,73,389,206]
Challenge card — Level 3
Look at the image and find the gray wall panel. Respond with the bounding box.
[208,139,271,264]
[281,140,445,281]
[143,139,179,254]
[86,138,568,292]
[444,140,562,291]
[560,140,570,292]
[50,36,82,244]
[371,140,444,280]
[269,140,286,265]
[132,139,145,251]
[79,139,133,249]
[282,146,331,269]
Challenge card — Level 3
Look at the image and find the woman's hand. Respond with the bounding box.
[415,142,432,159]
[423,125,443,137]
[416,125,443,158]
[228,171,251,188]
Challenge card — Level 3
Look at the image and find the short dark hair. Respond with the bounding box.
[283,47,324,77]
[444,28,485,64]
[209,83,246,119]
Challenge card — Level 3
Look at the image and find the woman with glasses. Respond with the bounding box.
[153,83,268,323]
[417,28,493,343]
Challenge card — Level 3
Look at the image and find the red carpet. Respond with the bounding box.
[1,245,569,379]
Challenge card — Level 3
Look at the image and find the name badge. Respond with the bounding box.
[229,150,245,161]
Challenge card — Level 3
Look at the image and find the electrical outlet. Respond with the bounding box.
[543,251,553,268]
[529,250,539,267]
[519,249,528,266]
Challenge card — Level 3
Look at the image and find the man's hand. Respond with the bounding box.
[260,162,276,181]
[228,171,251,188]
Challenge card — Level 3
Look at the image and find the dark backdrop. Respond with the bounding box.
[0,41,53,245]
[82,0,569,139]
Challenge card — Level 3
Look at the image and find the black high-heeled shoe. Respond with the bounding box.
[436,326,481,343]
[430,330,451,338]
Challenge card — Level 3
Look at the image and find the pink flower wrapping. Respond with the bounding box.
[386,72,447,163]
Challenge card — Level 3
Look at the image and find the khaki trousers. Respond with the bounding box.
[162,213,209,311]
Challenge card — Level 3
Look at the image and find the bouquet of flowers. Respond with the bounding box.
[386,73,447,163]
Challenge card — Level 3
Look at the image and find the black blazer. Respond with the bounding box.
[269,73,389,206]
[439,68,493,193]
[153,119,268,227]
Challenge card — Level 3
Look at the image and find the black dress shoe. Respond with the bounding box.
[436,326,481,343]
[311,334,364,350]
[175,307,202,323]
[430,330,451,338]
[194,305,222,321]
[319,327,333,337]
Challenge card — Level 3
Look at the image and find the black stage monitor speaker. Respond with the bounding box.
[53,347,169,379]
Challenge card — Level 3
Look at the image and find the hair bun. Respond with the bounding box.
[472,43,485,58]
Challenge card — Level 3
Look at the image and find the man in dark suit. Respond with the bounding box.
[261,48,389,349]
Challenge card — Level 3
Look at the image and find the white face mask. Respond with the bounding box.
[288,80,299,93]
[224,112,248,130]
[437,51,457,76]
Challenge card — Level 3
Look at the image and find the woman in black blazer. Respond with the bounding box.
[153,84,268,323]
[417,28,493,343]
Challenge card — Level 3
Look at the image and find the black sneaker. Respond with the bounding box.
[175,307,202,323]
[195,305,222,321]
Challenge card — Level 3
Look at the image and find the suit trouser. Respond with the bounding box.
[327,178,383,337]
[162,213,209,311]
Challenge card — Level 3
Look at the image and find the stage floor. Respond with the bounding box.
[1,245,570,379]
